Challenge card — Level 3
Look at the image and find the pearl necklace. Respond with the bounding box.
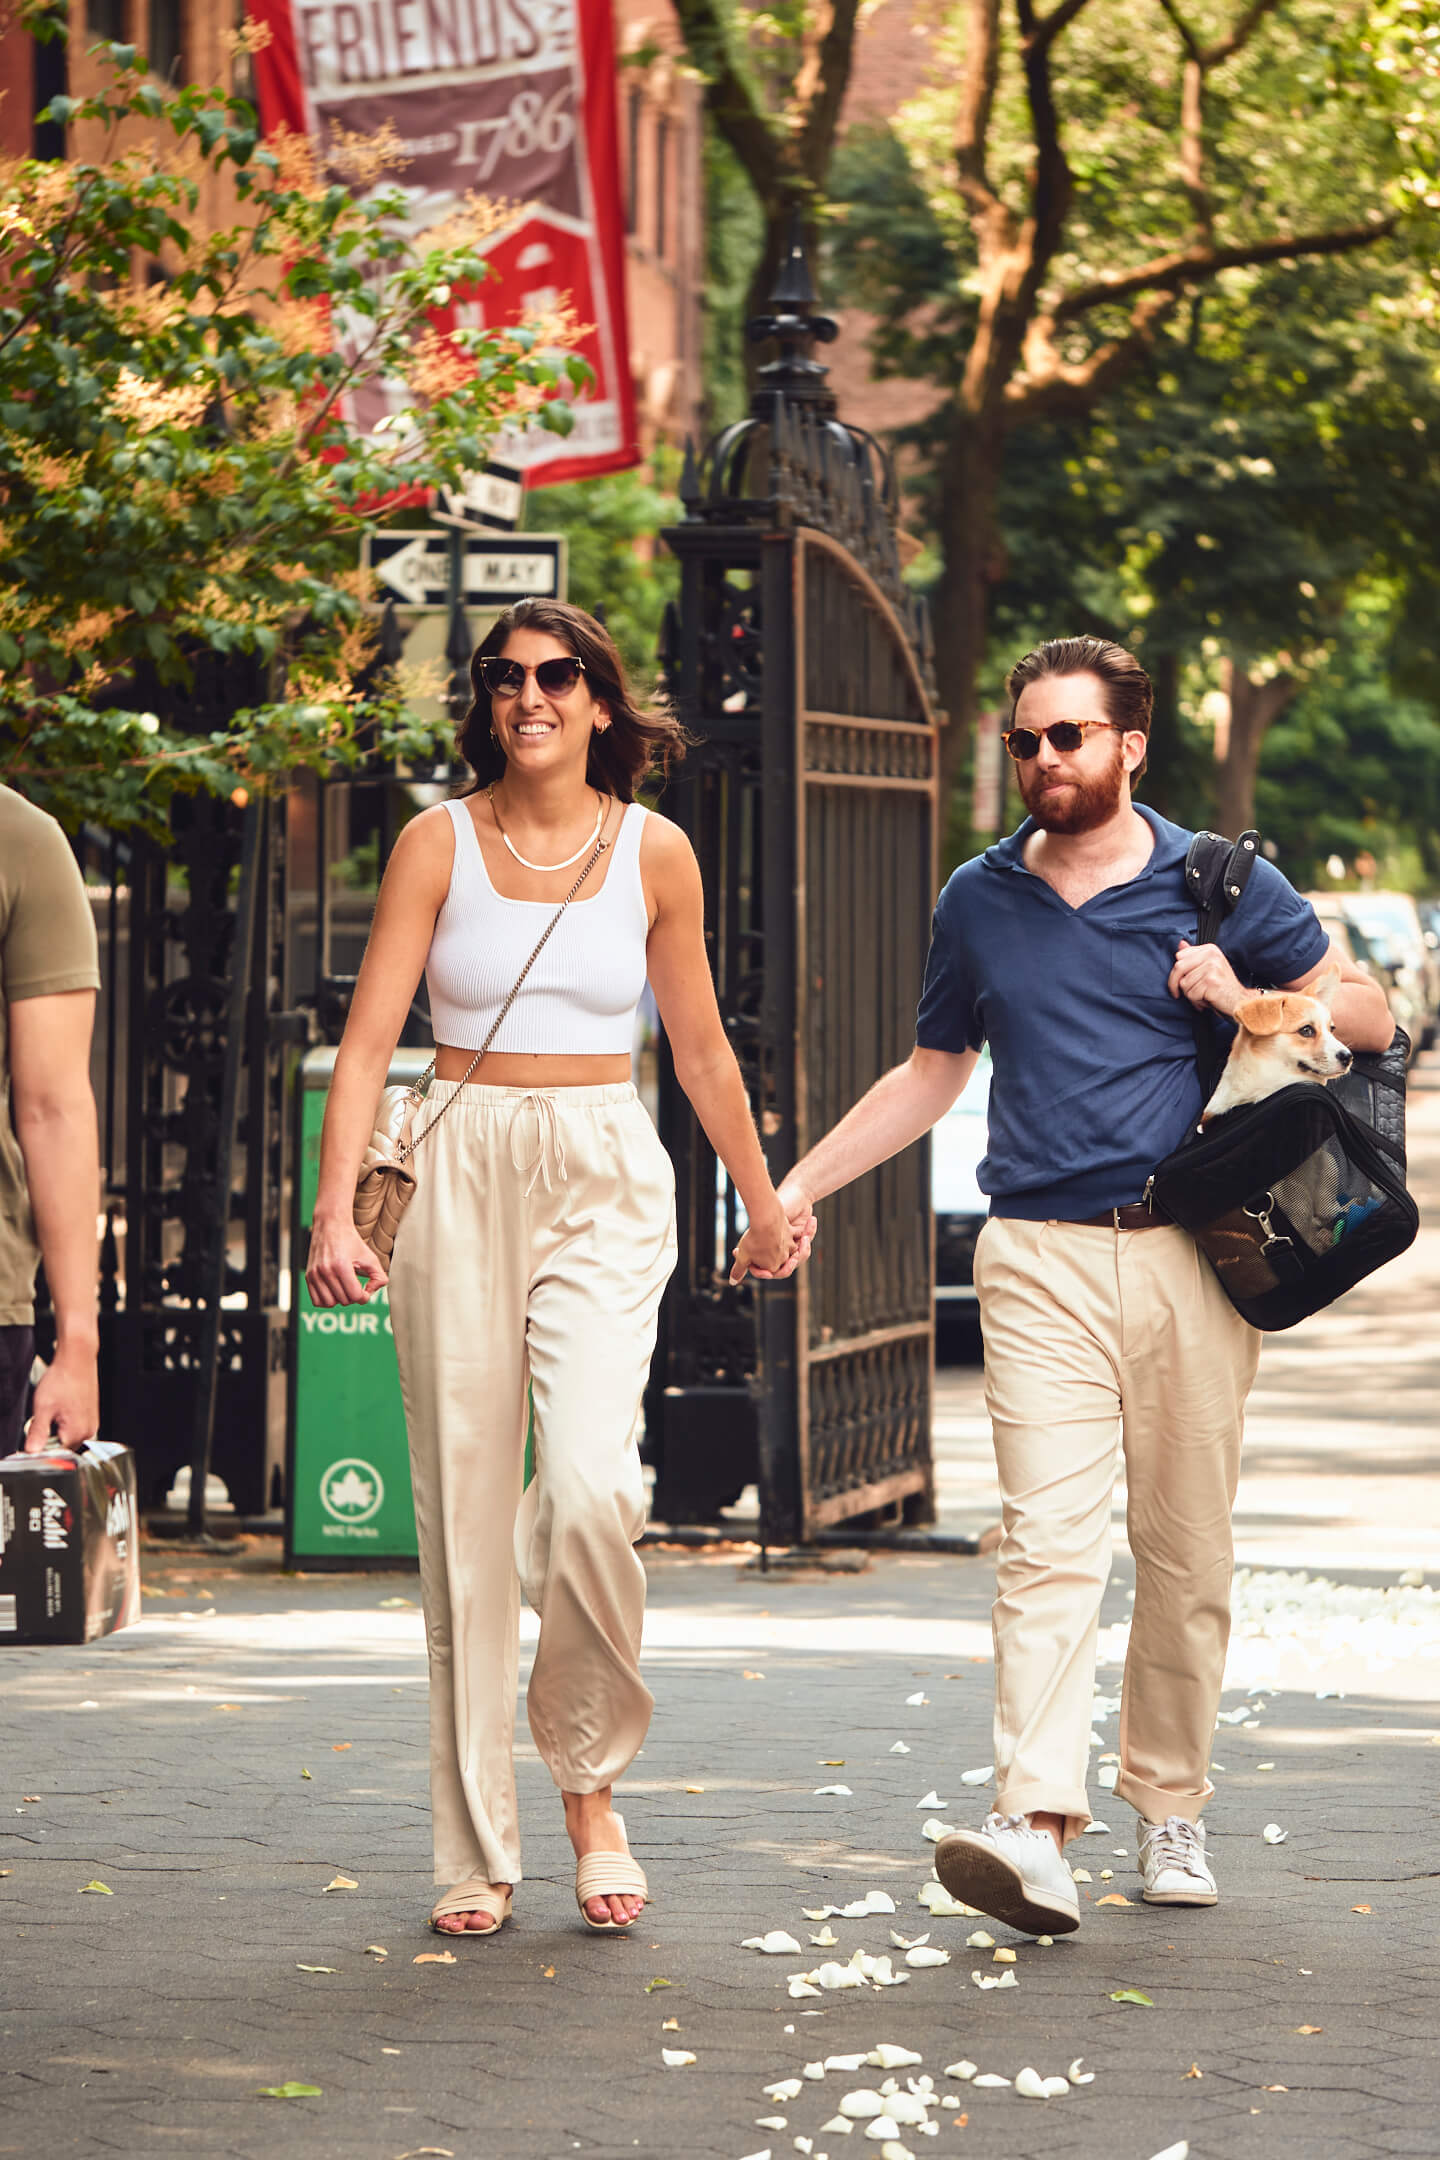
[486,784,604,872]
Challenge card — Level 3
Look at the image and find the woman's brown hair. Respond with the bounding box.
[455,598,686,803]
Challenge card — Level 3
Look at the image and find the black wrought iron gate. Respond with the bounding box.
[644,241,941,1545]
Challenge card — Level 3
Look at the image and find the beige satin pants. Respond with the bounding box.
[388,1081,677,1887]
[975,1216,1262,1845]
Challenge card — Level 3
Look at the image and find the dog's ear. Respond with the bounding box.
[1232,993,1289,1037]
[1304,967,1342,1010]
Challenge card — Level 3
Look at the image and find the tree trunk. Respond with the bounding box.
[1214,659,1298,837]
[931,416,1006,812]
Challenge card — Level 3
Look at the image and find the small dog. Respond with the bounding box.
[1201,970,1352,1125]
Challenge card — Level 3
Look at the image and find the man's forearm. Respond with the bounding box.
[1332,979,1396,1055]
[17,1103,100,1347]
[782,1049,975,1207]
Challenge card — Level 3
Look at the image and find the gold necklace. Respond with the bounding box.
[486,784,604,872]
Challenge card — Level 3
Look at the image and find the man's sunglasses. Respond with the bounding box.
[1001,717,1120,761]
[478,654,587,699]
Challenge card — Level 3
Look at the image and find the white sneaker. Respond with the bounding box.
[934,1812,1081,1936]
[1138,1815,1217,1905]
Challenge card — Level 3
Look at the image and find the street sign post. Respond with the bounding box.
[366,531,565,611]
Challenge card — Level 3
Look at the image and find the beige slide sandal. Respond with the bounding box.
[575,1815,648,1932]
[429,1879,513,1937]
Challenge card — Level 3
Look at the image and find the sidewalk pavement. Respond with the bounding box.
[3,1057,1438,2160]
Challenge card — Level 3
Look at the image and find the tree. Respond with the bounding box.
[524,463,681,694]
[669,0,863,375]
[0,17,586,833]
[826,0,1439,800]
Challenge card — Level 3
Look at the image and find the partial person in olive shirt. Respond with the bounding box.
[0,785,102,1454]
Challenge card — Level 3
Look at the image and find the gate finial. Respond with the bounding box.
[746,210,839,412]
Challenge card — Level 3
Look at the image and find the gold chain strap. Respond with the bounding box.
[398,816,613,1164]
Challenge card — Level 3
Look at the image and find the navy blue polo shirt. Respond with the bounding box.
[915,805,1330,1219]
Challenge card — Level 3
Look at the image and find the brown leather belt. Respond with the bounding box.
[1073,1204,1166,1231]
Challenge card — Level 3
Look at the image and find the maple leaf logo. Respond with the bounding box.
[325,1467,376,1515]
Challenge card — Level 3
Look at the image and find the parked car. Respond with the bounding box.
[1305,894,1424,1057]
[1341,892,1438,1052]
[932,1048,992,1324]
[1343,892,1440,1050]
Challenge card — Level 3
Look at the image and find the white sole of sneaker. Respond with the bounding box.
[1141,1886,1217,1906]
[934,1830,1081,1936]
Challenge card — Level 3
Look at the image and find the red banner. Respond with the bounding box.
[248,0,638,487]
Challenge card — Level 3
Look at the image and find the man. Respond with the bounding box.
[766,636,1392,1933]
[0,784,102,1455]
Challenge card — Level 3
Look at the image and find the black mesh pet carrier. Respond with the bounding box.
[1146,831,1419,1331]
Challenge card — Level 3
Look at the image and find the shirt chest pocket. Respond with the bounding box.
[1109,923,1194,1004]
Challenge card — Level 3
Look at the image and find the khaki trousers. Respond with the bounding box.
[388,1081,677,1887]
[975,1216,1262,1846]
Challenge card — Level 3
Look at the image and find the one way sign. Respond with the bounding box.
[365,532,565,610]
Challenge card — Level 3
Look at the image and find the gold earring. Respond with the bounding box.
[490,724,499,743]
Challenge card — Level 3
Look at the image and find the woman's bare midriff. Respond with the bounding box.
[434,1047,632,1088]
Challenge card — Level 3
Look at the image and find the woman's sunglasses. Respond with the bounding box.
[1001,717,1120,761]
[478,654,587,699]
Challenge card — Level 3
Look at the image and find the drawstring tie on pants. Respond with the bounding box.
[511,1094,569,1196]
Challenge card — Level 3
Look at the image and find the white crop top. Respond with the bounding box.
[425,797,651,1055]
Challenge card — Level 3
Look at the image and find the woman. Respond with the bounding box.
[305,598,803,1938]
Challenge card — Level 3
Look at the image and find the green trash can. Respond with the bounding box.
[286,1047,427,1569]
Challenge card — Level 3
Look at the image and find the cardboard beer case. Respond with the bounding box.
[0,1440,141,1644]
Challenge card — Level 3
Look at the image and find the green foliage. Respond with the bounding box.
[701,123,765,431]
[523,462,681,694]
[0,38,587,834]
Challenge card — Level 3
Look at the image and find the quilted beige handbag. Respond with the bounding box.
[352,822,610,1264]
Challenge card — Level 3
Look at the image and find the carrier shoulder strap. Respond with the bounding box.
[1184,827,1260,946]
[1183,826,1260,1103]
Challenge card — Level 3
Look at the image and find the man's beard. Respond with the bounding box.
[1018,737,1127,834]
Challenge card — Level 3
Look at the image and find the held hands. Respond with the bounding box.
[1169,938,1244,1016]
[729,1181,818,1286]
[306,1212,389,1309]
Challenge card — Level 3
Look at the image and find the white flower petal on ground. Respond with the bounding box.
[867,2045,923,2069]
[765,2080,805,2103]
[819,2117,854,2135]
[905,1947,951,1968]
[660,2048,696,2067]
[1097,1765,1119,1789]
[943,2061,977,2081]
[815,1786,854,1797]
[739,2150,774,2160]
[879,2144,915,2160]
[811,1926,840,1948]
[839,1890,897,1917]
[965,1929,995,1948]
[804,1905,840,1920]
[1082,1821,1111,1834]
[996,1969,1018,1988]
[1070,1868,1092,1882]
[870,1956,909,1988]
[915,1791,946,1810]
[1067,2058,1095,2084]
[814,1962,867,1993]
[1014,2069,1048,2099]
[862,2117,901,2141]
[889,1741,911,1754]
[959,1765,994,1785]
[1399,1567,1425,1588]
[825,2054,868,2072]
[1215,1706,1251,1725]
[920,1820,956,1844]
[757,2119,788,2132]
[971,2072,1011,2088]
[917,1881,971,1916]
[803,2062,827,2081]
[795,2141,815,2156]
[1262,1823,1289,1844]
[883,2094,929,2126]
[1146,2145,1189,2160]
[1042,2077,1070,2099]
[889,1930,929,1950]
[941,2095,961,2109]
[839,2091,888,2120]
[970,1971,1000,1991]
[905,1692,928,1706]
[992,1948,1017,1964]
[746,1931,803,1955]
[788,1978,823,1999]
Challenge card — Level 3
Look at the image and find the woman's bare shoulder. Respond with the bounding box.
[382,799,461,905]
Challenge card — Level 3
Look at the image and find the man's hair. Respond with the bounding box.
[1005,635,1154,779]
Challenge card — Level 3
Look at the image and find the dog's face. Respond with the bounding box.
[1229,969,1353,1085]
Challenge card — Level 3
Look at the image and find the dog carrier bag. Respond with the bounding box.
[1146,829,1418,1331]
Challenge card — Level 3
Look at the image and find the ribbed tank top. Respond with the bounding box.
[425,796,650,1054]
